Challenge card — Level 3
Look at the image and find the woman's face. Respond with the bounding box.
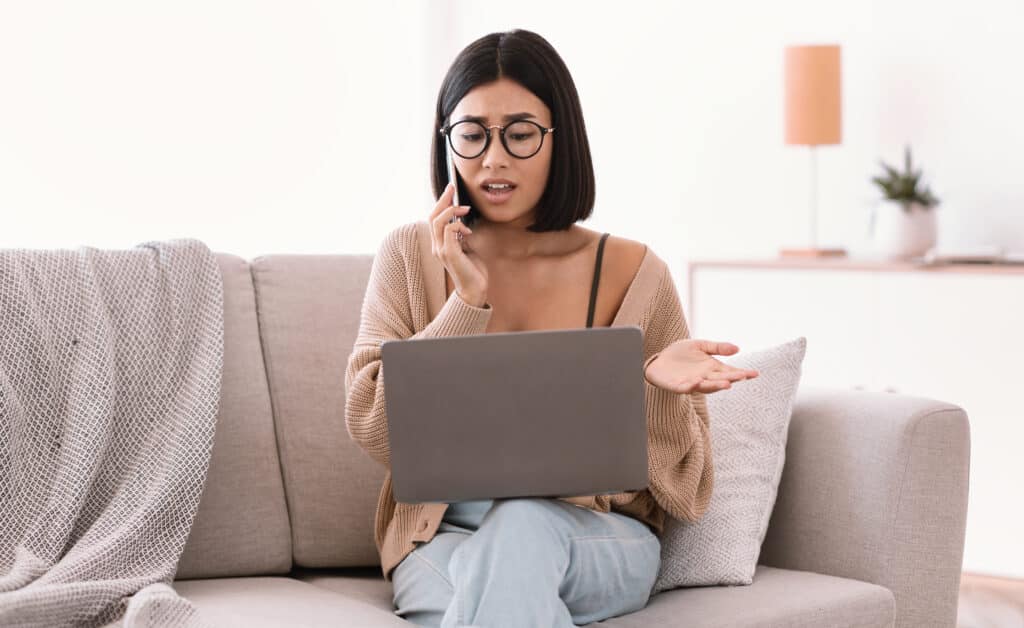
[447,77,553,227]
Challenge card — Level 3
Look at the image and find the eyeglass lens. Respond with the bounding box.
[449,120,544,159]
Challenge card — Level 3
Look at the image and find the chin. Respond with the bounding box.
[473,198,535,219]
[475,207,533,224]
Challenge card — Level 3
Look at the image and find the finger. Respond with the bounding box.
[432,203,457,250]
[719,365,759,379]
[695,362,722,379]
[429,182,456,222]
[455,219,472,243]
[698,340,740,356]
[676,375,711,394]
[699,379,732,393]
[709,368,756,382]
[432,205,470,254]
[442,220,471,256]
[704,359,757,378]
[429,185,456,249]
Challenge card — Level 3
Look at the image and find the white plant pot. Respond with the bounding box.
[869,200,938,260]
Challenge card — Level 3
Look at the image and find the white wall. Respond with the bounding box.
[0,0,437,258]
[1,0,1022,277]
[443,0,1024,291]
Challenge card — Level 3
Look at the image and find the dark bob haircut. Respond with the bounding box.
[430,29,596,232]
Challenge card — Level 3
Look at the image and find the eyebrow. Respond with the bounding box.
[455,112,537,123]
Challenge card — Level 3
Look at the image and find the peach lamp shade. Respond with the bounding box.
[784,45,841,146]
[780,44,845,258]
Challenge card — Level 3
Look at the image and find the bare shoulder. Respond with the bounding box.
[601,234,648,283]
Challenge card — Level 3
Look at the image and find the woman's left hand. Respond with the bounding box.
[644,339,759,394]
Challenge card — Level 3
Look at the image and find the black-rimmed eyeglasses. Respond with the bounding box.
[440,120,556,159]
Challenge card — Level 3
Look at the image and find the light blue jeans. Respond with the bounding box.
[391,497,661,627]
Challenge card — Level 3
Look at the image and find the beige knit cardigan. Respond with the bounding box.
[344,221,713,581]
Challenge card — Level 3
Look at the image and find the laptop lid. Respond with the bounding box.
[381,326,648,503]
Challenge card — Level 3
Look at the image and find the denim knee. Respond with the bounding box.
[487,497,553,521]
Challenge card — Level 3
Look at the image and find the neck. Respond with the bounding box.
[471,214,570,260]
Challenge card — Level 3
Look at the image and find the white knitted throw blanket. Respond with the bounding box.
[0,238,223,627]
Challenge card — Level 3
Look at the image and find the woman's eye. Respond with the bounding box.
[509,133,535,141]
[461,134,484,142]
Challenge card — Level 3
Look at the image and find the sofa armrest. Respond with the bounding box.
[759,386,970,628]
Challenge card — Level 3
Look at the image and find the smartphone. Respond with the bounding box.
[445,143,464,239]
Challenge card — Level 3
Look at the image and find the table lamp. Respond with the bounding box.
[780,44,846,258]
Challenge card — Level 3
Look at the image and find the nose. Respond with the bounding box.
[480,127,511,170]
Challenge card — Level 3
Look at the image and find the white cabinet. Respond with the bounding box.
[873,272,1024,579]
[688,259,1024,579]
[688,266,879,390]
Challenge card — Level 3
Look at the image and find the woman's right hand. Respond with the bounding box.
[430,182,489,307]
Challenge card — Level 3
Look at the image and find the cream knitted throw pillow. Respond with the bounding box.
[653,336,806,591]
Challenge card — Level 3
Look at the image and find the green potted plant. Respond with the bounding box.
[868,145,940,260]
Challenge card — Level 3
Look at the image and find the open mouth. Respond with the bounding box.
[481,183,517,203]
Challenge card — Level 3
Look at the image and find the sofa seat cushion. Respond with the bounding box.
[173,576,408,627]
[598,565,895,627]
[294,565,894,627]
[293,566,395,612]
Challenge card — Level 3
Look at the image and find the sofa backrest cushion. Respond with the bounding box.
[175,253,293,579]
[250,254,383,568]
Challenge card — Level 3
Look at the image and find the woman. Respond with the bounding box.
[344,29,758,627]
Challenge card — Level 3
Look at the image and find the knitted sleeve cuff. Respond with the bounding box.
[418,291,493,339]
[643,351,661,384]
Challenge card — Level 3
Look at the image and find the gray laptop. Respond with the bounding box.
[381,326,648,503]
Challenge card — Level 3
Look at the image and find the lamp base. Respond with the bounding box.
[779,247,848,258]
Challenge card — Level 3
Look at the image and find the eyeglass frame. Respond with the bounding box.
[439,119,556,160]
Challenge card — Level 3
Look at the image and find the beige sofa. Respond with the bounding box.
[147,252,969,627]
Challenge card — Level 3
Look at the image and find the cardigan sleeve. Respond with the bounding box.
[343,227,493,468]
[623,263,714,523]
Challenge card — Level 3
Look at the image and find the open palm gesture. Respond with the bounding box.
[644,339,759,394]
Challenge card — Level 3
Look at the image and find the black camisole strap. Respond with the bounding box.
[586,233,611,328]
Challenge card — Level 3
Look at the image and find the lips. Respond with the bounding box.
[480,180,517,190]
[477,181,516,202]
